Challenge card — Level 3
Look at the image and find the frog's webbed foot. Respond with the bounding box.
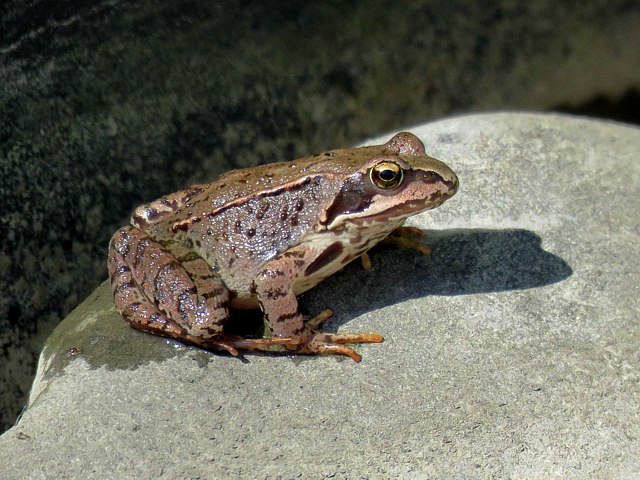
[384,226,431,255]
[359,226,430,270]
[192,323,382,362]
[300,309,384,362]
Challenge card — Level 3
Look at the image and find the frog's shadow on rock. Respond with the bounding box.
[135,227,572,364]
[47,227,571,373]
[299,227,573,328]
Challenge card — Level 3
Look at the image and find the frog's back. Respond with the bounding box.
[132,144,384,237]
[181,170,344,286]
[128,143,386,293]
[205,144,384,211]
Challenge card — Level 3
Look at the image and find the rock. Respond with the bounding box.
[1,113,638,478]
[3,1,640,431]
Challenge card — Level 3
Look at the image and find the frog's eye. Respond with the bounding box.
[369,161,404,189]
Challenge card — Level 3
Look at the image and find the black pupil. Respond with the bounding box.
[379,168,396,181]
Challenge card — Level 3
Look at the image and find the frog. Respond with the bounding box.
[108,132,458,362]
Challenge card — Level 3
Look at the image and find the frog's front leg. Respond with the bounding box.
[385,225,431,255]
[359,225,431,270]
[254,247,384,362]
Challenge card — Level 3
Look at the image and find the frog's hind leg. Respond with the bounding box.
[108,226,231,348]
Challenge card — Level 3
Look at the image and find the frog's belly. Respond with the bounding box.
[293,220,404,295]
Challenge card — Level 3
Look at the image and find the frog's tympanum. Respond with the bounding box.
[108,132,458,361]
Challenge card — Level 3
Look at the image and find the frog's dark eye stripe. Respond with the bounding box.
[369,161,404,189]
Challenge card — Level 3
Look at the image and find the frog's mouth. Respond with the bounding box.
[359,190,454,222]
[325,186,456,231]
[323,169,457,227]
[359,171,458,217]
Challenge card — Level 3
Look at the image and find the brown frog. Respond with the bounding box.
[108,132,458,361]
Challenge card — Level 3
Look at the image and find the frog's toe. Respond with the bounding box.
[359,252,373,270]
[313,343,363,362]
[197,337,240,356]
[322,332,385,344]
[302,332,384,362]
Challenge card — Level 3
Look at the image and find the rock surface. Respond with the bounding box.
[3,1,640,431]
[1,113,639,478]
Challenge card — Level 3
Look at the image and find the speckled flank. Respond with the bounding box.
[293,218,406,294]
[174,174,341,291]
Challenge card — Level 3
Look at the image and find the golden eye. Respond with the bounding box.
[369,161,404,189]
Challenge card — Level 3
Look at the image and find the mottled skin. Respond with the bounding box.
[108,132,458,361]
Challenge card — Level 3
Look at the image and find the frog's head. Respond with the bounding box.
[321,132,458,229]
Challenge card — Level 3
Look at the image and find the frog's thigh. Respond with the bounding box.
[108,226,229,339]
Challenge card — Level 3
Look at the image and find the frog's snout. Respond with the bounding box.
[447,170,459,196]
[435,164,458,198]
[428,167,458,210]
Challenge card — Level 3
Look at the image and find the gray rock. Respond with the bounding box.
[3,1,640,431]
[1,112,638,478]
